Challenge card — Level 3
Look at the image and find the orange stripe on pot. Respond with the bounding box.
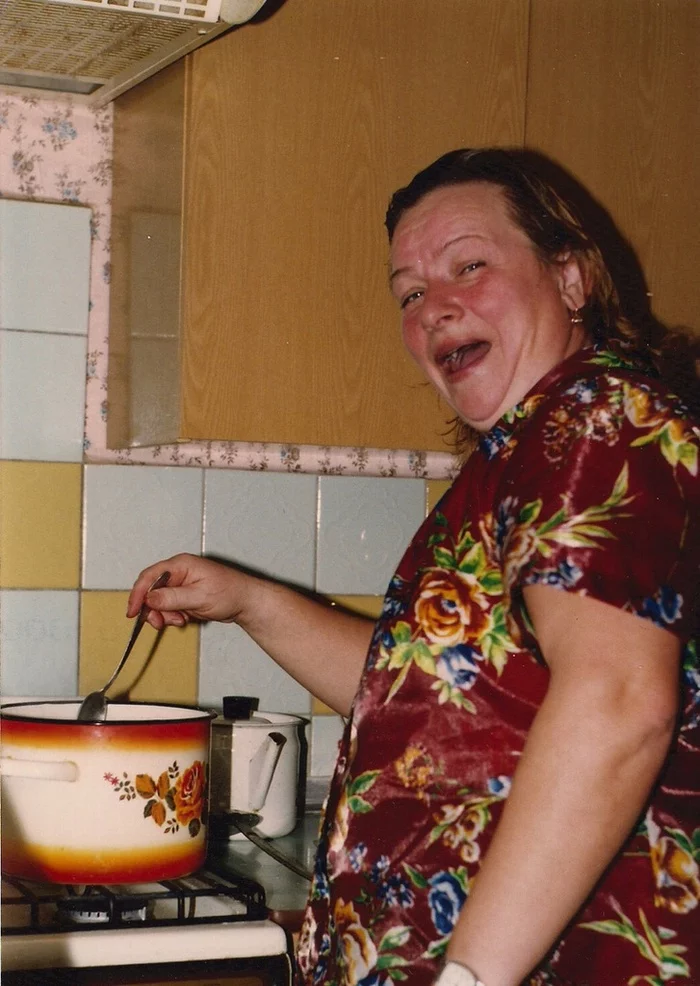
[1,838,207,885]
[1,718,210,750]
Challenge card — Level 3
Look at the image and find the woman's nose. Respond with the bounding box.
[420,286,462,331]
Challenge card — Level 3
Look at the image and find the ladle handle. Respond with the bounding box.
[103,570,171,694]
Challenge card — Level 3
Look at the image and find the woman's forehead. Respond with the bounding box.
[390,182,524,264]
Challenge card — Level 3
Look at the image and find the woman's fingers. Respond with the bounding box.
[146,607,187,630]
[145,584,199,620]
[126,554,197,619]
[127,553,239,626]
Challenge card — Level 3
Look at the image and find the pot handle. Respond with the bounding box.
[248,731,286,811]
[0,756,79,782]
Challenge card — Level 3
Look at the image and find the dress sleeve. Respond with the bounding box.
[499,374,700,644]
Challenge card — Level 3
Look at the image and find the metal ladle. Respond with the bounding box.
[76,571,171,722]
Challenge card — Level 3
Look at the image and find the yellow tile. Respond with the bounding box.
[312,594,384,714]
[0,461,81,588]
[327,595,384,620]
[312,698,336,714]
[426,479,452,515]
[80,591,199,707]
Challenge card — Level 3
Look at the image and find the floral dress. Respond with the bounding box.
[296,343,700,986]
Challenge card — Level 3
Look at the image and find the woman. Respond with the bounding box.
[129,149,700,986]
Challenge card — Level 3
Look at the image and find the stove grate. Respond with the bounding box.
[1,868,268,934]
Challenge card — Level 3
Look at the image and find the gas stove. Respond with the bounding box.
[1,866,293,985]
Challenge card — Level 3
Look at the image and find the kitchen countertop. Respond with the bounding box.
[208,812,321,931]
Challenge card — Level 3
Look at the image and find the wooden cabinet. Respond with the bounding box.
[108,0,699,453]
[108,0,529,451]
[526,0,700,334]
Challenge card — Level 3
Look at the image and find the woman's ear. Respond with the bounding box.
[556,250,589,313]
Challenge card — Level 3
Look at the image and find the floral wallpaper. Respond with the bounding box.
[0,90,459,479]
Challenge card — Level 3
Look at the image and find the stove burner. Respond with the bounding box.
[57,894,148,925]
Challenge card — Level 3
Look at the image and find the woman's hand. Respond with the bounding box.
[127,552,373,715]
[127,554,250,629]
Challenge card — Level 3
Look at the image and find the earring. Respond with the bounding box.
[569,307,584,325]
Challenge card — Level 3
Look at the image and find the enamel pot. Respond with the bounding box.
[209,696,304,839]
[0,701,214,885]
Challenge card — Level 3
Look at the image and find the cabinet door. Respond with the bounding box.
[525,0,700,333]
[179,0,529,450]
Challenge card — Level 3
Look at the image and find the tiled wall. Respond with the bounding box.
[0,100,451,782]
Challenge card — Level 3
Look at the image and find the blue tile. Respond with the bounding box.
[204,470,317,590]
[82,465,203,589]
[0,590,79,697]
[199,621,311,716]
[310,714,345,777]
[317,476,425,594]
[0,200,91,334]
[0,329,86,461]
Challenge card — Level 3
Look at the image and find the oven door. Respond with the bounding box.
[1,951,294,985]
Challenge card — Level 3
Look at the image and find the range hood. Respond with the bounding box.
[0,0,268,106]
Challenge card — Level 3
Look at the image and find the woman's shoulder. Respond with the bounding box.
[527,341,700,437]
[547,341,691,406]
[496,341,700,495]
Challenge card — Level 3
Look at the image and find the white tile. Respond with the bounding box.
[310,714,345,777]
[199,621,311,716]
[0,590,79,697]
[82,465,203,589]
[0,200,91,334]
[316,476,426,594]
[0,329,86,461]
[204,470,317,589]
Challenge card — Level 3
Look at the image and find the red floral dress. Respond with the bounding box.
[296,343,700,986]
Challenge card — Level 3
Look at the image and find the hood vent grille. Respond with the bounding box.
[0,0,265,104]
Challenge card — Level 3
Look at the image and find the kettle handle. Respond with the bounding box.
[0,756,79,782]
[248,731,286,811]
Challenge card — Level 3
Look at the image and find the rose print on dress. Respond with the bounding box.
[428,788,505,865]
[334,898,378,984]
[330,896,415,985]
[414,568,490,646]
[646,811,700,916]
[639,586,684,630]
[394,745,440,803]
[403,866,469,962]
[104,760,207,837]
[376,526,508,705]
[651,834,700,916]
[624,383,699,475]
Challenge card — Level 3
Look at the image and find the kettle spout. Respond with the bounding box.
[248,731,286,811]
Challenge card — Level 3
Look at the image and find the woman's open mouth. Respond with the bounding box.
[438,341,490,376]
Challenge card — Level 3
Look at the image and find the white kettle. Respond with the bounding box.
[209,696,305,839]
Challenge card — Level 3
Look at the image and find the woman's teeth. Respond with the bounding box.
[440,341,488,373]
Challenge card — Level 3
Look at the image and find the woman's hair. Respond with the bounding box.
[385,147,699,452]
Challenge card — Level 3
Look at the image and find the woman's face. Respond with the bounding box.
[389,182,588,432]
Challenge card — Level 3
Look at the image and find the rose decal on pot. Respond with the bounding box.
[105,760,207,837]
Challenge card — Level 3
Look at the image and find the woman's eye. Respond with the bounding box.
[458,261,485,275]
[400,290,423,310]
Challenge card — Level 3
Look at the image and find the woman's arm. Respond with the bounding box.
[442,586,680,986]
[128,554,373,716]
